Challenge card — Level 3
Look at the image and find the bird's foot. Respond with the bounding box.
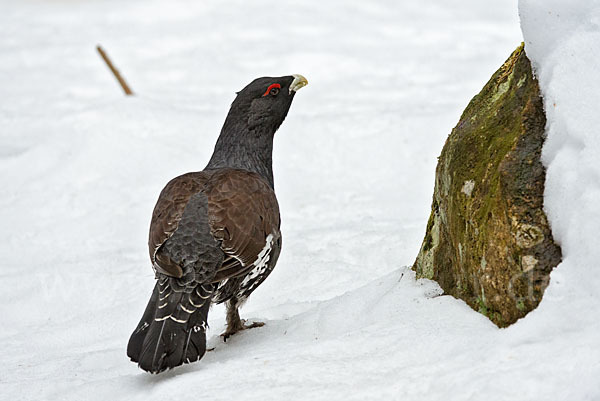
[221,319,265,342]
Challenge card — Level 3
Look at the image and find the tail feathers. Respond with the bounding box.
[127,278,214,373]
[127,281,160,362]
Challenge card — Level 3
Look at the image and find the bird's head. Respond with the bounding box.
[209,74,308,186]
[225,74,308,135]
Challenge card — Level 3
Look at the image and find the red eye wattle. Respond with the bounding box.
[262,83,281,97]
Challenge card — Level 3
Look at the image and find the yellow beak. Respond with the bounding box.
[290,74,308,94]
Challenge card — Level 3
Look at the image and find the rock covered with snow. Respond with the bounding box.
[413,44,561,327]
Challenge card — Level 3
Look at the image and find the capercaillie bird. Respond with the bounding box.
[127,74,308,373]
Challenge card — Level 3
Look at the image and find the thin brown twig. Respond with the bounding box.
[96,45,134,96]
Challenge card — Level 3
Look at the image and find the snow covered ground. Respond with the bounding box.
[1,0,598,400]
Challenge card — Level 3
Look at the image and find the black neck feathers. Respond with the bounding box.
[204,75,302,189]
[205,121,275,188]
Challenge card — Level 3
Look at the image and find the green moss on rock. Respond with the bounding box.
[413,44,562,327]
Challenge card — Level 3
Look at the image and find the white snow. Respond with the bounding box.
[0,0,598,400]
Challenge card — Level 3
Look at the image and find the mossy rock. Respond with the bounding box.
[413,44,562,327]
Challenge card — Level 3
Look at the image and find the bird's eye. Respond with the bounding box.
[262,83,281,97]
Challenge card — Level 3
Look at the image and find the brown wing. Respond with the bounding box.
[148,169,280,282]
[148,172,210,277]
[205,169,281,283]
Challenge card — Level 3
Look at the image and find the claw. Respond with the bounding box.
[220,319,265,341]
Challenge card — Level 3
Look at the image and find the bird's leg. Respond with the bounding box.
[221,298,265,341]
